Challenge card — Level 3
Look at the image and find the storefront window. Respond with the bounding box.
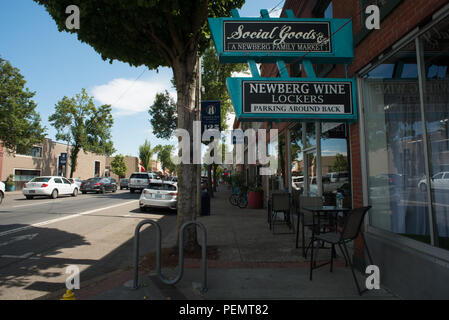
[363,41,431,244]
[421,18,449,250]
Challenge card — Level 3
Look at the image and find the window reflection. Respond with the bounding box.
[421,17,449,250]
[363,40,431,243]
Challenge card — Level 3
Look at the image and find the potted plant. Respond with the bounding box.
[248,183,263,209]
[5,174,15,192]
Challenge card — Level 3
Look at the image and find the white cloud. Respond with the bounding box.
[91,76,175,116]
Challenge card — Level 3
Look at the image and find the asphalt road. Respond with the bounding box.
[0,190,177,299]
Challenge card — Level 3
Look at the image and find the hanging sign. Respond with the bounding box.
[208,17,354,63]
[224,20,331,53]
[227,77,357,122]
[201,101,221,135]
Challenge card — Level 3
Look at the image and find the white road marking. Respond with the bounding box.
[0,252,36,259]
[0,233,39,247]
[0,200,138,238]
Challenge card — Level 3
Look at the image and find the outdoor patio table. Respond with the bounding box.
[301,206,351,258]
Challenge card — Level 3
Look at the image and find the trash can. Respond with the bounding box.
[201,190,210,216]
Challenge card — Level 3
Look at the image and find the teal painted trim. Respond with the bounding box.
[231,9,240,18]
[226,77,358,123]
[208,17,354,64]
[285,10,295,18]
[260,9,270,18]
[248,60,260,78]
[277,61,289,78]
[302,60,317,78]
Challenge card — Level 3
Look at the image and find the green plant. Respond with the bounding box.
[5,174,14,186]
[248,183,263,193]
[231,172,247,193]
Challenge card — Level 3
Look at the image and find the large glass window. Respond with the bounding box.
[363,40,431,244]
[420,18,449,250]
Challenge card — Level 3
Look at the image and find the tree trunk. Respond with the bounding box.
[69,145,80,178]
[173,53,200,253]
[213,163,218,192]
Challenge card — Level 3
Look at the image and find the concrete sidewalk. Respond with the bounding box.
[73,185,398,300]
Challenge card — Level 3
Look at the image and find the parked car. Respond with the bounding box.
[80,177,117,194]
[22,176,79,199]
[139,181,178,212]
[0,181,5,205]
[418,172,449,192]
[129,172,161,193]
[326,171,349,183]
[69,178,83,189]
[120,178,129,190]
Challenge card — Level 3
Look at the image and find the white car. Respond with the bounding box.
[0,181,5,205]
[22,176,79,199]
[418,172,449,192]
[129,172,162,193]
[139,181,178,212]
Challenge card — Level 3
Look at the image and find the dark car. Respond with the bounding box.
[81,177,117,194]
[120,178,129,190]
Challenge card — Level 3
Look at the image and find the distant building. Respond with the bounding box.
[0,138,107,189]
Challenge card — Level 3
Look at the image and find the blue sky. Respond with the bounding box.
[0,0,284,157]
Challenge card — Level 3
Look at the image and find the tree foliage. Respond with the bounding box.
[49,88,115,177]
[138,139,155,172]
[154,144,177,174]
[149,91,177,140]
[0,57,46,152]
[331,153,349,172]
[34,0,245,250]
[110,154,128,178]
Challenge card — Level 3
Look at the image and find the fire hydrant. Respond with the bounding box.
[61,289,75,300]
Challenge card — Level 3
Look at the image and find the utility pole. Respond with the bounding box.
[65,124,71,178]
[196,55,202,218]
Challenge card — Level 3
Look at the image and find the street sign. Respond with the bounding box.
[208,17,354,63]
[201,101,221,135]
[59,153,67,166]
[227,77,357,122]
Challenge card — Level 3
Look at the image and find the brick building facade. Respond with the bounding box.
[234,0,449,298]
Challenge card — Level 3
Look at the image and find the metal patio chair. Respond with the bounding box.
[309,206,373,296]
[270,192,293,234]
[295,196,323,257]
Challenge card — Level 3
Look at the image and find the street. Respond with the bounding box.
[0,190,177,299]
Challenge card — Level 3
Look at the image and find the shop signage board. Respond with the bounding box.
[227,77,357,122]
[201,101,221,135]
[209,9,357,122]
[208,17,354,63]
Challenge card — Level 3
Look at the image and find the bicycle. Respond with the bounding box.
[229,188,248,209]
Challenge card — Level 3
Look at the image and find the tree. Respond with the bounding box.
[34,0,245,252]
[139,140,155,172]
[154,144,177,175]
[110,154,128,178]
[332,153,349,172]
[49,88,115,177]
[0,57,46,152]
[150,91,177,140]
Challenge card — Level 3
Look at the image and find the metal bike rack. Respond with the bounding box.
[133,219,208,293]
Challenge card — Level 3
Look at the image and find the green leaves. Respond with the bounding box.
[0,57,46,152]
[49,88,115,176]
[138,139,155,172]
[149,90,177,140]
[110,154,128,178]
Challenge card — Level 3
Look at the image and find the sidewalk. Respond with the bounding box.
[73,185,398,300]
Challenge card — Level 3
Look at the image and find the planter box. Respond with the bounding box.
[248,191,263,209]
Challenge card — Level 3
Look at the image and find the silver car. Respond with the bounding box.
[129,172,161,193]
[139,182,177,212]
